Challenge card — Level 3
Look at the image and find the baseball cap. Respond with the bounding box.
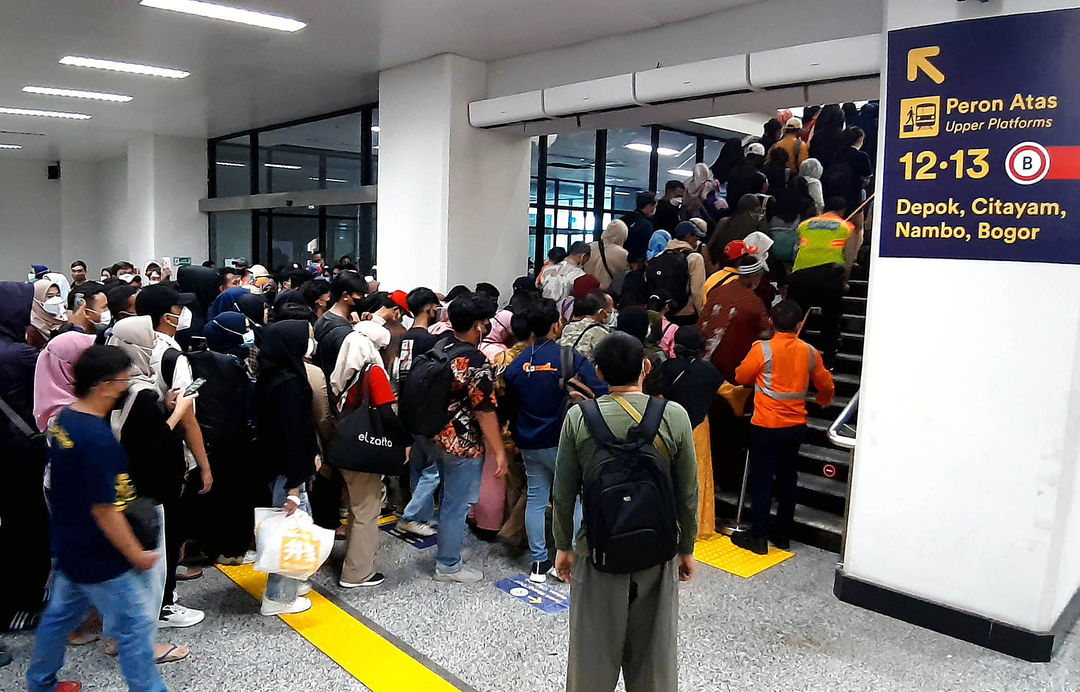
[785,116,803,131]
[724,240,752,260]
[673,220,706,240]
[389,289,413,317]
[746,142,765,156]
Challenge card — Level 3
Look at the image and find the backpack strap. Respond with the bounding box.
[572,322,604,350]
[580,398,618,449]
[161,347,180,389]
[559,345,577,392]
[611,394,670,461]
[0,394,39,439]
[597,241,614,280]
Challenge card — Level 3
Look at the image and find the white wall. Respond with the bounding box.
[59,161,102,276]
[0,159,61,281]
[845,0,1080,633]
[378,54,530,296]
[486,0,884,97]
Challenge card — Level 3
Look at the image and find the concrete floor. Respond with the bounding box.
[2,528,1078,691]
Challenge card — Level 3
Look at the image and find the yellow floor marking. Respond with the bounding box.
[218,564,460,691]
[694,534,794,578]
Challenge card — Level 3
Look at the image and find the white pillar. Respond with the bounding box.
[376,54,531,296]
[842,0,1080,658]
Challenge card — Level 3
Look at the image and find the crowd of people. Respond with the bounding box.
[0,103,872,691]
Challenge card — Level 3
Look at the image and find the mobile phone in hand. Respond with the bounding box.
[183,377,207,397]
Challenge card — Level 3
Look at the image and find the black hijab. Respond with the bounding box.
[176,266,219,319]
[659,327,723,428]
[710,138,746,184]
[257,319,311,387]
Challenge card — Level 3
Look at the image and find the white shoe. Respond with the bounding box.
[297,583,312,596]
[158,604,205,628]
[434,565,483,584]
[242,550,256,564]
[396,520,436,537]
[260,596,312,616]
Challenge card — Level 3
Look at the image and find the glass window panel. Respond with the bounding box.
[546,130,595,189]
[604,127,651,193]
[325,204,376,272]
[213,137,250,197]
[703,137,725,173]
[325,156,363,188]
[555,209,570,230]
[211,211,251,264]
[658,129,697,188]
[558,182,586,207]
[530,137,541,177]
[612,187,636,212]
[267,210,319,270]
[259,148,320,193]
[530,179,538,205]
[371,108,379,185]
[545,181,556,205]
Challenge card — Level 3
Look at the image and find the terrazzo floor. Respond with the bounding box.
[2,527,1079,691]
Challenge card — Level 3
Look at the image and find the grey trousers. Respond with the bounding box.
[567,557,679,692]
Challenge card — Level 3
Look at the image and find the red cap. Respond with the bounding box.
[389,289,412,317]
[572,274,601,298]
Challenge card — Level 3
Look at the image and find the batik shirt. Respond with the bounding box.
[434,337,497,458]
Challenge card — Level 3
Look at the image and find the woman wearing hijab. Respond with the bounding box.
[208,286,252,322]
[808,104,846,166]
[109,315,194,663]
[479,310,515,361]
[255,320,320,615]
[709,137,746,184]
[0,282,50,638]
[658,327,724,538]
[28,278,69,348]
[33,331,96,432]
[176,265,219,322]
[647,229,672,261]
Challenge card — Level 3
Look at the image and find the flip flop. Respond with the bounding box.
[154,643,190,664]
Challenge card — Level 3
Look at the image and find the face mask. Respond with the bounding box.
[169,306,192,331]
[148,278,160,285]
[606,309,619,326]
[118,273,136,283]
[100,274,111,282]
[671,198,683,208]
[92,308,112,325]
[41,297,67,319]
[242,330,256,347]
[305,338,317,359]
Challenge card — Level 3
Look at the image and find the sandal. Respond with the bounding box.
[174,566,203,581]
[154,643,190,664]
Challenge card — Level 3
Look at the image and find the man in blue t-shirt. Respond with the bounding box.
[503,298,607,583]
[27,345,166,692]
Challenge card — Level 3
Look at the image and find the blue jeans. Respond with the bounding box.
[264,476,312,603]
[416,438,483,572]
[402,435,439,525]
[28,570,166,692]
[521,448,558,563]
[133,504,167,632]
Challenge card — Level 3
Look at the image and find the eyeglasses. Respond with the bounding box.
[102,377,131,385]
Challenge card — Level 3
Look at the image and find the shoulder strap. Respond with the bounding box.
[162,348,180,389]
[597,241,614,279]
[580,398,618,449]
[572,322,604,350]
[611,394,671,461]
[0,394,38,438]
[707,271,740,299]
[559,345,576,391]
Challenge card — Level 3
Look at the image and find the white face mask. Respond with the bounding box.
[148,278,160,285]
[305,337,317,359]
[90,308,111,325]
[606,308,619,327]
[118,273,136,283]
[243,330,256,347]
[168,306,192,332]
[41,296,67,319]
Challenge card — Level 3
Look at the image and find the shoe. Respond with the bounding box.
[339,572,385,588]
[769,534,791,551]
[56,683,82,692]
[547,565,564,583]
[260,596,312,616]
[731,531,768,556]
[242,549,256,564]
[6,609,40,632]
[529,559,554,584]
[434,565,483,584]
[158,604,205,629]
[174,565,203,581]
[396,519,436,537]
[215,555,244,566]
[297,583,312,596]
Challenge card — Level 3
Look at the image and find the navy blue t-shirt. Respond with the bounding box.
[47,407,136,584]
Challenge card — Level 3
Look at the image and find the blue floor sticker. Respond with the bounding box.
[494,574,570,614]
[378,516,437,549]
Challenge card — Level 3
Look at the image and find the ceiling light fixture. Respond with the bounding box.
[59,55,189,79]
[624,143,679,156]
[667,168,693,177]
[0,144,23,150]
[23,86,133,102]
[216,161,244,167]
[309,176,348,183]
[370,126,380,132]
[0,129,46,136]
[0,106,91,120]
[140,0,306,32]
[264,162,301,170]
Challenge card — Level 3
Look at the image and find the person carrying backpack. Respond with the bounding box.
[503,299,607,583]
[645,221,706,328]
[553,331,698,692]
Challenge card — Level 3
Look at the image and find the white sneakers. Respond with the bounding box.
[260,597,312,617]
[158,604,205,628]
[396,520,436,537]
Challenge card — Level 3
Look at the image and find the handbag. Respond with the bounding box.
[327,366,409,475]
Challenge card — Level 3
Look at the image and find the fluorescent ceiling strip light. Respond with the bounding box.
[23,86,132,102]
[309,177,348,183]
[264,162,301,170]
[0,144,23,150]
[667,168,693,177]
[0,106,91,119]
[370,126,380,132]
[140,0,306,32]
[216,161,244,167]
[623,142,679,156]
[60,56,189,79]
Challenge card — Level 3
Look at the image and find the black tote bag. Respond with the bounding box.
[327,366,409,475]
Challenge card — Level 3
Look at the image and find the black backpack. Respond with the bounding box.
[579,396,679,573]
[399,337,475,437]
[645,250,691,312]
[186,350,253,449]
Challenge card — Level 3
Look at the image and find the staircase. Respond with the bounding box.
[715,264,867,553]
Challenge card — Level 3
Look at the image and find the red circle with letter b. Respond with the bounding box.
[1005,142,1050,185]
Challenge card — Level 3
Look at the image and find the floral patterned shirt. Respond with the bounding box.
[433,337,497,458]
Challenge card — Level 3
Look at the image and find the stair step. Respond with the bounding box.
[833,372,860,386]
[799,443,851,465]
[798,472,847,498]
[804,329,864,342]
[715,492,845,552]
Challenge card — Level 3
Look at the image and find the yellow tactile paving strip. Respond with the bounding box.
[694,534,794,578]
[218,564,460,691]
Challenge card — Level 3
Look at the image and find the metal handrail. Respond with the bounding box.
[827,391,859,449]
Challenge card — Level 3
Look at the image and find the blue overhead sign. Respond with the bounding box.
[879,9,1080,264]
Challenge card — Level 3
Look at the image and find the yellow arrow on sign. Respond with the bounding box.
[907,46,945,84]
[529,596,542,604]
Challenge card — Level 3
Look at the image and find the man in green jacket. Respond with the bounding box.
[553,331,698,692]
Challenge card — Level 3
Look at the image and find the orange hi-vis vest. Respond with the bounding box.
[735,332,835,428]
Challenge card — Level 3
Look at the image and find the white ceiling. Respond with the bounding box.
[0,0,759,162]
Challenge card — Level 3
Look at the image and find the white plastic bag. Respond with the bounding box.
[253,507,334,581]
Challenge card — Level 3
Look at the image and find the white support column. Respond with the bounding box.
[376,54,531,296]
